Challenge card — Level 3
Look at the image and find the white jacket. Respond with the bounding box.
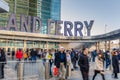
[95,57,104,70]
[66,53,71,64]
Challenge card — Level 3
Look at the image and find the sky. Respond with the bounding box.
[61,0,120,36]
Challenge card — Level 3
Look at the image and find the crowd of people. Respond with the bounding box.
[0,47,120,80]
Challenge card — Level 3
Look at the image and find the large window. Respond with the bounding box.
[7,40,24,47]
[0,40,6,46]
[27,41,33,48]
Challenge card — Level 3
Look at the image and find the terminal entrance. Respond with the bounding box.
[0,39,59,57]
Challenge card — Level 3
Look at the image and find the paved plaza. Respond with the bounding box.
[71,68,120,80]
[1,62,120,80]
[71,62,120,80]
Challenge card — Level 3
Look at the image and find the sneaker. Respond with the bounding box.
[112,73,114,78]
[114,77,118,79]
[0,77,4,79]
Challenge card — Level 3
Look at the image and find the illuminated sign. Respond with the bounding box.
[0,14,94,36]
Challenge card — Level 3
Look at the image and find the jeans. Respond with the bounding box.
[49,63,53,76]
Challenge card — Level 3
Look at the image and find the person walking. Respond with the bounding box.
[112,50,119,79]
[66,50,72,79]
[0,49,6,79]
[92,51,105,80]
[92,50,97,62]
[46,49,54,77]
[70,48,76,70]
[105,50,111,70]
[15,49,23,70]
[54,47,67,80]
[23,51,28,61]
[30,49,37,62]
[42,49,47,66]
[16,49,23,61]
[78,47,89,80]
[37,48,42,59]
[11,49,15,60]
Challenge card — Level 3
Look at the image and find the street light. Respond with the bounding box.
[104,24,107,51]
[105,24,107,34]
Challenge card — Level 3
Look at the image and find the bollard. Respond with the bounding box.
[17,62,24,80]
[109,51,112,71]
[45,62,50,79]
[39,60,45,80]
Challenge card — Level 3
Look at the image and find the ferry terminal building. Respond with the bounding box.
[0,0,64,53]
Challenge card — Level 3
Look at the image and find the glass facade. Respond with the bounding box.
[40,0,51,34]
[37,0,61,34]
[0,0,61,51]
[51,0,60,20]
[0,0,61,33]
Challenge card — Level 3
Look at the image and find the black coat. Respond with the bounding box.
[54,51,67,68]
[78,53,89,72]
[112,55,119,73]
[0,50,6,67]
[0,51,6,62]
[30,50,37,57]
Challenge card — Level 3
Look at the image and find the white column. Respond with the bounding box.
[105,41,107,51]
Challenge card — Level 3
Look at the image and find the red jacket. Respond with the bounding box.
[16,50,23,60]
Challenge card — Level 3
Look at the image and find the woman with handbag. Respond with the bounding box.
[92,51,105,80]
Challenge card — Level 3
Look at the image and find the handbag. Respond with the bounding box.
[53,66,59,76]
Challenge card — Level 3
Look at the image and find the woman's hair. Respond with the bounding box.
[82,47,87,51]
[97,50,104,59]
[111,51,116,55]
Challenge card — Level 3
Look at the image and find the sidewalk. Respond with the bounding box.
[2,62,120,80]
[1,65,17,80]
[71,63,120,80]
[2,65,40,80]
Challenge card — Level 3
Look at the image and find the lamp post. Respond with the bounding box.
[105,24,107,34]
[105,24,107,51]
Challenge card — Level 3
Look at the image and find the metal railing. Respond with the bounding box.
[0,59,71,80]
[0,60,45,80]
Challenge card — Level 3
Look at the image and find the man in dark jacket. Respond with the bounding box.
[30,49,37,62]
[78,47,89,80]
[54,47,67,80]
[112,50,119,79]
[0,49,6,79]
